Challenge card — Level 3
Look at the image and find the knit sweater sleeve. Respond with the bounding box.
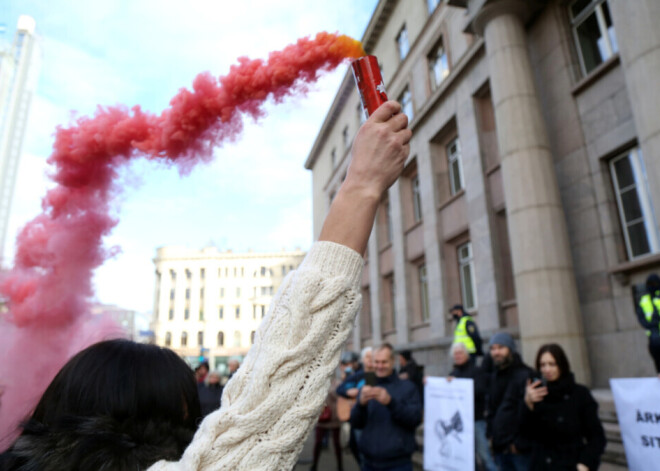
[148,241,364,471]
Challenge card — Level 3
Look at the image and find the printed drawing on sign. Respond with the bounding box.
[434,410,464,457]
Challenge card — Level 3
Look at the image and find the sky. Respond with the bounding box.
[2,0,378,315]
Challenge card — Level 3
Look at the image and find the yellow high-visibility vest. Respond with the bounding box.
[454,315,476,353]
[639,294,660,336]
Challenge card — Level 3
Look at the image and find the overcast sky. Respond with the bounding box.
[3,0,378,314]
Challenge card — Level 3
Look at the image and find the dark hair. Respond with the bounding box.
[399,350,412,361]
[3,339,201,469]
[647,274,660,294]
[535,343,571,379]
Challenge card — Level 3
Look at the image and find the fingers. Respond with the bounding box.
[370,100,402,122]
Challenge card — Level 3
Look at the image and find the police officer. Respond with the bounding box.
[636,274,660,375]
[450,304,483,362]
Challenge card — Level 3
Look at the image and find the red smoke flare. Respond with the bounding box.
[0,32,364,448]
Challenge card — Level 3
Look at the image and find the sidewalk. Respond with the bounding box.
[294,429,360,471]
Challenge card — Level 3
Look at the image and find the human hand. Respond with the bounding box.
[576,464,589,471]
[346,388,359,398]
[446,376,454,383]
[399,372,409,380]
[370,386,391,405]
[524,379,548,410]
[359,385,374,405]
[344,101,411,201]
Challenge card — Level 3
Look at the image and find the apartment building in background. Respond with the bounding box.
[152,246,305,373]
[0,15,40,264]
[305,0,660,389]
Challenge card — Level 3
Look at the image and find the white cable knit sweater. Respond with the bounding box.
[148,241,364,471]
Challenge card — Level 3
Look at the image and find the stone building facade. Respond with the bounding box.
[152,246,305,372]
[305,0,660,387]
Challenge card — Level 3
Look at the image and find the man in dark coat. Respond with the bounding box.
[636,273,660,375]
[397,349,424,404]
[487,332,533,471]
[350,343,422,470]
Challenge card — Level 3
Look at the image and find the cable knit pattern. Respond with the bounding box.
[148,241,364,471]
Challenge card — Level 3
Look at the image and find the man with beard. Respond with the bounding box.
[486,332,532,471]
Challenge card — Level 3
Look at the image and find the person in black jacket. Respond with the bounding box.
[398,349,424,404]
[636,274,660,375]
[522,343,606,471]
[350,343,422,471]
[487,332,533,471]
[449,342,497,471]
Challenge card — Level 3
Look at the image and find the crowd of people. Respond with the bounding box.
[319,306,609,471]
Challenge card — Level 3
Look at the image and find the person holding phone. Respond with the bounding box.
[521,344,606,471]
[349,343,422,471]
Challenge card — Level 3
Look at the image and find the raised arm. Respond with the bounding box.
[148,101,410,471]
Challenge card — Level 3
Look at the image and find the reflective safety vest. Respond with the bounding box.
[639,294,660,336]
[454,315,476,353]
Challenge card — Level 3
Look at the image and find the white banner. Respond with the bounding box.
[610,377,660,471]
[424,377,474,471]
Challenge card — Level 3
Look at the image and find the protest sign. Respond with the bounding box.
[610,377,660,471]
[424,377,474,471]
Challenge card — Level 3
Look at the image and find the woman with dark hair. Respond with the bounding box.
[522,343,606,471]
[0,100,411,471]
[0,339,202,469]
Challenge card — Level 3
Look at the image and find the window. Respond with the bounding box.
[220,287,225,298]
[570,0,618,74]
[342,126,349,149]
[185,269,192,280]
[197,331,204,347]
[447,137,464,195]
[219,306,224,319]
[200,268,205,279]
[429,40,449,90]
[199,309,204,321]
[233,331,242,348]
[181,331,188,347]
[168,308,174,320]
[170,269,176,281]
[184,308,190,320]
[165,332,172,347]
[241,267,244,277]
[218,267,222,277]
[260,266,266,276]
[427,0,440,13]
[170,288,175,300]
[458,242,477,311]
[331,148,337,168]
[282,265,286,276]
[217,331,224,347]
[261,305,266,318]
[610,148,659,259]
[261,286,268,296]
[235,306,241,319]
[399,86,414,122]
[251,331,256,345]
[253,305,257,319]
[185,288,190,300]
[233,267,237,276]
[396,25,410,60]
[236,287,241,298]
[412,174,422,222]
[200,287,204,300]
[419,264,430,321]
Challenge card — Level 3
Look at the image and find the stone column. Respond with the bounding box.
[368,225,383,345]
[610,0,660,226]
[473,0,591,383]
[389,182,411,345]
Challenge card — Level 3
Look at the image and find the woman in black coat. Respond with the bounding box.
[522,343,606,471]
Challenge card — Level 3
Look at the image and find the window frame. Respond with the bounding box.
[447,137,464,195]
[428,39,449,91]
[419,263,430,322]
[569,0,618,75]
[610,148,659,260]
[396,24,410,61]
[457,241,478,311]
[399,86,414,122]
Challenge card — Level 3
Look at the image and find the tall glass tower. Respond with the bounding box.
[0,16,40,265]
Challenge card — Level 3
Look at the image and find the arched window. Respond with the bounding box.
[250,330,256,345]
[233,331,241,348]
[181,331,188,347]
[165,332,172,347]
[217,331,224,347]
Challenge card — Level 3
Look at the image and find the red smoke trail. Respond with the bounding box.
[0,32,365,449]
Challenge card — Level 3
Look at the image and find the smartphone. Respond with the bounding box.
[533,376,548,387]
[365,371,377,387]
